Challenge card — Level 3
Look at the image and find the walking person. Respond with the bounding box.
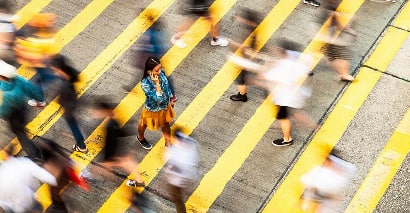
[82,99,145,188]
[229,8,261,102]
[229,39,317,146]
[50,54,88,154]
[137,56,176,149]
[0,59,45,161]
[14,13,59,107]
[0,145,57,213]
[165,128,199,213]
[319,0,356,82]
[170,0,228,48]
[264,40,315,146]
[300,149,356,212]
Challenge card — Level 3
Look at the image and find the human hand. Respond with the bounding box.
[150,72,159,84]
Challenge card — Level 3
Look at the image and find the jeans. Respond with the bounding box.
[64,115,86,149]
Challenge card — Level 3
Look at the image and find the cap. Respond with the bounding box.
[28,13,56,28]
[0,60,16,79]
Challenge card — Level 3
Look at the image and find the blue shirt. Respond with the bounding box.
[0,76,45,118]
[141,70,173,112]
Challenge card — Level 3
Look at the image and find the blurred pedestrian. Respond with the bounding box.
[0,145,57,213]
[228,39,317,146]
[319,0,356,82]
[229,8,261,102]
[137,56,176,149]
[300,150,356,212]
[38,138,77,213]
[0,0,17,64]
[0,59,45,161]
[82,99,145,188]
[171,0,228,48]
[165,128,199,213]
[264,40,315,146]
[14,13,59,106]
[132,9,168,71]
[50,54,88,154]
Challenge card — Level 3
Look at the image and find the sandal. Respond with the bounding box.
[72,144,88,154]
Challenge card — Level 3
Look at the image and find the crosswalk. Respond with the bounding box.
[1,0,409,212]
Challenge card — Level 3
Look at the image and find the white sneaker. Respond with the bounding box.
[171,36,187,48]
[28,99,46,107]
[211,37,229,47]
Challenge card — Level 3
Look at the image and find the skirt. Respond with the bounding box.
[139,104,176,130]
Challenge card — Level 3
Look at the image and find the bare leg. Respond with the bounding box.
[162,122,171,146]
[331,59,354,81]
[138,123,147,140]
[292,109,319,131]
[238,84,247,95]
[279,118,292,141]
[120,155,144,183]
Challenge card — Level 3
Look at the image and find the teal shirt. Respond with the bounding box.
[0,76,44,118]
[141,70,173,112]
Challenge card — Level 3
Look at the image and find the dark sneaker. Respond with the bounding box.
[272,138,294,147]
[126,179,145,188]
[303,0,320,7]
[230,93,248,102]
[137,137,152,150]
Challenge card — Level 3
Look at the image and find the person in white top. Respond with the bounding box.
[0,147,57,213]
[227,39,317,147]
[300,153,356,212]
[165,128,199,213]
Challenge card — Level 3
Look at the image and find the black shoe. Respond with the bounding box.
[303,0,320,7]
[137,136,152,150]
[230,93,248,102]
[272,138,294,147]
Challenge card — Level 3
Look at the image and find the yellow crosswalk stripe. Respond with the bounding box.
[28,0,176,209]
[184,0,363,211]
[0,0,116,158]
[17,0,116,78]
[345,3,410,212]
[97,0,241,211]
[262,1,410,212]
[345,108,410,212]
[182,0,302,211]
[14,0,53,29]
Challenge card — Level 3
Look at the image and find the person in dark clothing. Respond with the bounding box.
[81,99,144,188]
[0,59,45,161]
[37,139,71,213]
[229,8,261,102]
[50,54,88,153]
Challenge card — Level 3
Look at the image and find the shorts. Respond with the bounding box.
[235,70,250,85]
[184,0,210,17]
[276,105,289,119]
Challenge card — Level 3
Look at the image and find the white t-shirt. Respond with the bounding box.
[0,157,57,212]
[263,52,312,109]
[166,135,199,187]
